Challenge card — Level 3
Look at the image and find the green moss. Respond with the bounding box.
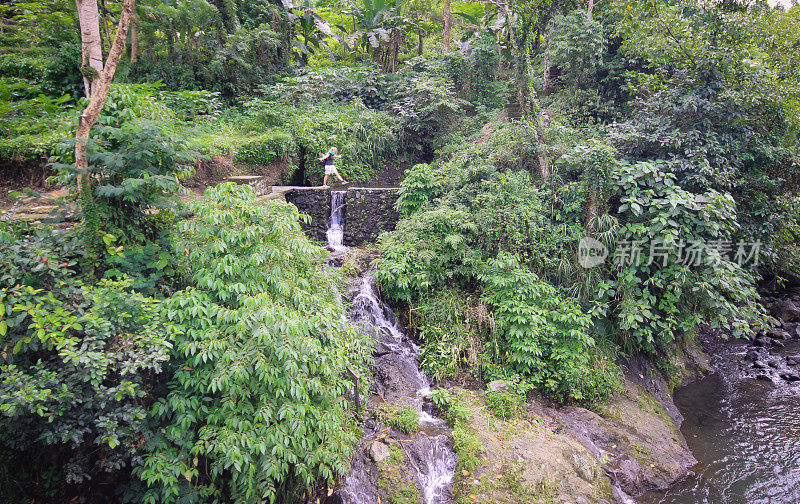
[499,462,559,503]
[632,440,652,465]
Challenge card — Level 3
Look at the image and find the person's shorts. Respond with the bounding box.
[325,165,338,176]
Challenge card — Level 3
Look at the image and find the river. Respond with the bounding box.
[640,339,800,504]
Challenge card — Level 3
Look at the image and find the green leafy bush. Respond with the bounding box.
[395,163,443,215]
[483,390,526,421]
[51,118,198,251]
[234,128,296,165]
[601,161,765,352]
[288,101,398,184]
[479,253,620,403]
[0,223,172,492]
[135,184,373,504]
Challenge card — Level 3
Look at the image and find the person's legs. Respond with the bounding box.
[334,168,347,183]
[323,174,330,187]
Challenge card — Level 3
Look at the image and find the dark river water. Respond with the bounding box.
[641,340,800,504]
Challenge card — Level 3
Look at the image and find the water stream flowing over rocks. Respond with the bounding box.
[336,275,456,504]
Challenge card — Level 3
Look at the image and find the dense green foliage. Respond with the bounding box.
[0,223,172,499]
[1,0,799,500]
[135,184,371,503]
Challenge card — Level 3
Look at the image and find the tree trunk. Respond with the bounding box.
[76,0,104,97]
[534,112,550,181]
[75,0,136,260]
[130,11,139,64]
[442,0,452,54]
[418,24,423,55]
[542,31,551,92]
[587,0,595,20]
[100,0,112,56]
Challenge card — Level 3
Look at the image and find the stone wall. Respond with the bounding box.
[343,188,400,246]
[284,187,330,242]
[281,187,400,246]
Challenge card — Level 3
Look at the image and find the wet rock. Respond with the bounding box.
[753,336,771,347]
[753,360,768,369]
[567,451,597,482]
[488,379,508,392]
[786,355,800,366]
[780,372,800,382]
[766,328,791,340]
[768,360,779,368]
[772,339,786,349]
[374,341,394,357]
[770,299,800,322]
[756,374,773,382]
[369,440,390,463]
[744,350,760,363]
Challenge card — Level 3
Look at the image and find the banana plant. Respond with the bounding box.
[346,0,408,54]
[281,0,349,64]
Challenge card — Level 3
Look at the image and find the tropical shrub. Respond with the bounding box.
[289,101,398,183]
[479,254,620,403]
[0,223,172,498]
[51,118,198,252]
[599,161,764,352]
[135,184,372,504]
[395,163,443,216]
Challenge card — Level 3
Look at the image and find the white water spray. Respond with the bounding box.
[326,190,347,252]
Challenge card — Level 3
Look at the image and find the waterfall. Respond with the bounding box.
[326,190,347,252]
[339,275,456,504]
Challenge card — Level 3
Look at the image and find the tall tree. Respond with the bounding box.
[442,0,452,53]
[76,0,104,97]
[74,0,136,259]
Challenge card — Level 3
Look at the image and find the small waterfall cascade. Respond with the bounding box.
[339,275,456,504]
[326,191,347,252]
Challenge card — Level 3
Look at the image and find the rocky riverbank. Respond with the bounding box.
[437,344,709,504]
[739,289,800,384]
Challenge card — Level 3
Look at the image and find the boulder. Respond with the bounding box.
[786,355,800,366]
[488,380,509,393]
[744,349,760,363]
[766,328,791,340]
[753,360,768,369]
[368,440,390,463]
[753,336,771,348]
[779,372,800,382]
[772,339,786,349]
[770,299,800,322]
[756,374,773,382]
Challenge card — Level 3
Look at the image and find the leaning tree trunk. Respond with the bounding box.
[76,0,104,97]
[75,0,136,262]
[442,0,452,54]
